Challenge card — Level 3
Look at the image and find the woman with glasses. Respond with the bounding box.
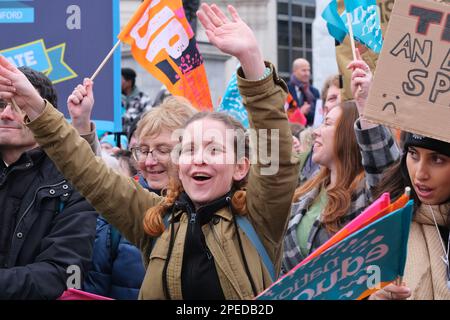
[0,4,299,299]
[76,95,195,299]
[130,96,196,193]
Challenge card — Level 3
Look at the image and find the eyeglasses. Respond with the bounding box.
[131,146,172,162]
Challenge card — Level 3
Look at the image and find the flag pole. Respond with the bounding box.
[394,186,412,287]
[90,40,121,81]
[7,41,120,113]
[404,186,411,199]
[346,12,362,93]
[346,12,357,61]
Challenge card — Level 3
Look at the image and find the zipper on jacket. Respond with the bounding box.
[205,246,212,260]
[0,167,7,182]
[190,212,197,224]
[13,180,67,237]
[189,212,197,237]
[6,180,67,265]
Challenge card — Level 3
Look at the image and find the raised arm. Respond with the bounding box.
[197,4,266,80]
[197,4,299,269]
[347,51,401,192]
[347,48,377,130]
[0,55,162,246]
[67,78,102,156]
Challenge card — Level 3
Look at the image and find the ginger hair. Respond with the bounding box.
[293,101,364,233]
[143,112,250,236]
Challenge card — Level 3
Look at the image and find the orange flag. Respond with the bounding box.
[118,0,213,111]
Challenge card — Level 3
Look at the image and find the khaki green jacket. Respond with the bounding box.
[27,63,299,300]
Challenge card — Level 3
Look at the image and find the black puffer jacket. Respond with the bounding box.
[0,148,97,299]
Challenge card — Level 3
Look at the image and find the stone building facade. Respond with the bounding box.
[120,0,337,107]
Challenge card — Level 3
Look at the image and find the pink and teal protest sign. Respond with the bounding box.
[257,200,413,300]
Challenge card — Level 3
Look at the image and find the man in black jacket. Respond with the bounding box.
[0,67,97,299]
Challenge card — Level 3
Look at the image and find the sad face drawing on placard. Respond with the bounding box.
[381,93,400,114]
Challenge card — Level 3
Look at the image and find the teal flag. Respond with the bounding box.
[322,0,347,43]
[343,0,383,53]
[257,201,414,300]
[321,0,383,53]
[216,71,249,129]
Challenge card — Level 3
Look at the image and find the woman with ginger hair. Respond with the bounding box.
[0,4,298,299]
[283,51,401,272]
[73,95,196,299]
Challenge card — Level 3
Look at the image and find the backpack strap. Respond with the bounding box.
[146,212,276,281]
[163,214,170,228]
[147,214,171,255]
[235,215,276,282]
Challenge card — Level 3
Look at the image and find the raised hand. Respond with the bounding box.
[0,55,45,119]
[197,3,265,80]
[347,48,373,115]
[68,78,95,134]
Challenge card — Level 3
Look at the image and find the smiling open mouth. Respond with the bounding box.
[148,170,165,174]
[193,174,212,182]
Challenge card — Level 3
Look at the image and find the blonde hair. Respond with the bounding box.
[135,96,197,141]
[299,127,315,153]
[321,74,341,102]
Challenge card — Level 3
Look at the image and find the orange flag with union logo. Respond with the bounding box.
[118,0,213,110]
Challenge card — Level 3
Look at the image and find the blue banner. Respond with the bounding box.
[257,201,413,300]
[0,0,34,23]
[0,40,77,84]
[0,0,121,132]
[216,71,249,129]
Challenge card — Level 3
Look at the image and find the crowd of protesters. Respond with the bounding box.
[0,2,448,301]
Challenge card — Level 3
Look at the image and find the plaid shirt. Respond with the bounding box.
[282,122,400,272]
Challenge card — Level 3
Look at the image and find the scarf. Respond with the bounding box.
[403,202,450,300]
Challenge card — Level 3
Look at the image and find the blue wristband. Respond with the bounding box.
[257,67,271,81]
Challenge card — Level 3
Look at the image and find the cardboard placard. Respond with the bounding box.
[364,0,450,142]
